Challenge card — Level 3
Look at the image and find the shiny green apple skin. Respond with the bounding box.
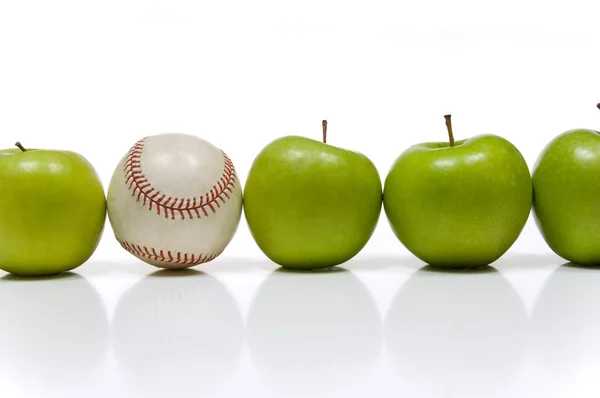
[0,148,106,276]
[533,129,600,265]
[244,136,382,269]
[383,134,532,268]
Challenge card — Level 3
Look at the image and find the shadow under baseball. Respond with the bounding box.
[111,269,244,398]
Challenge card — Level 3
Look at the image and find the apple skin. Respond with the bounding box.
[532,129,600,265]
[383,134,532,268]
[244,136,382,269]
[0,148,106,276]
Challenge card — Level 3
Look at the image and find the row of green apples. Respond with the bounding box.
[244,112,596,269]
[1,107,599,276]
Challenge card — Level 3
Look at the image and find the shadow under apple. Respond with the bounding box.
[0,272,109,395]
[246,267,382,395]
[111,269,244,398]
[531,263,600,396]
[385,266,528,397]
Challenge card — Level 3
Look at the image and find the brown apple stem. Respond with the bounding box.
[14,142,27,152]
[597,103,600,111]
[322,120,327,144]
[444,114,455,147]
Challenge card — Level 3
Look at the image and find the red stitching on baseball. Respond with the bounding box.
[123,137,237,220]
[118,239,220,265]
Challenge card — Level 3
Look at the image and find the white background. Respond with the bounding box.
[1,0,600,397]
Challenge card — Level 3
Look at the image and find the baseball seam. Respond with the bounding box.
[119,239,221,265]
[123,137,237,220]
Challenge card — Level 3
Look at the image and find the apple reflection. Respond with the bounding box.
[111,269,244,398]
[532,264,600,395]
[385,266,528,397]
[0,272,109,395]
[246,268,382,394]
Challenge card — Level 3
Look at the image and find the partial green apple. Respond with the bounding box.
[532,104,600,265]
[244,121,382,269]
[383,115,532,268]
[0,142,106,276]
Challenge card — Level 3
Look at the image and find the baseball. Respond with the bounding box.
[107,132,243,269]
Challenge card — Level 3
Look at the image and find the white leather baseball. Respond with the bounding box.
[107,132,242,269]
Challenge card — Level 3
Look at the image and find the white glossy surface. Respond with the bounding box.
[1,249,596,398]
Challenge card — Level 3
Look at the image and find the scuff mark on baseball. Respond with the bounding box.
[107,133,243,268]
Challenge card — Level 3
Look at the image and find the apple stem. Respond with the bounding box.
[597,103,600,111]
[14,142,27,152]
[444,115,455,147]
[322,120,327,144]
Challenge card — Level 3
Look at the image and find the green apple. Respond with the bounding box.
[244,121,382,269]
[532,104,600,265]
[0,142,106,276]
[383,115,532,268]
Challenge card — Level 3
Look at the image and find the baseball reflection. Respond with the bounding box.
[0,272,109,394]
[385,266,528,397]
[111,269,243,397]
[246,268,382,393]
